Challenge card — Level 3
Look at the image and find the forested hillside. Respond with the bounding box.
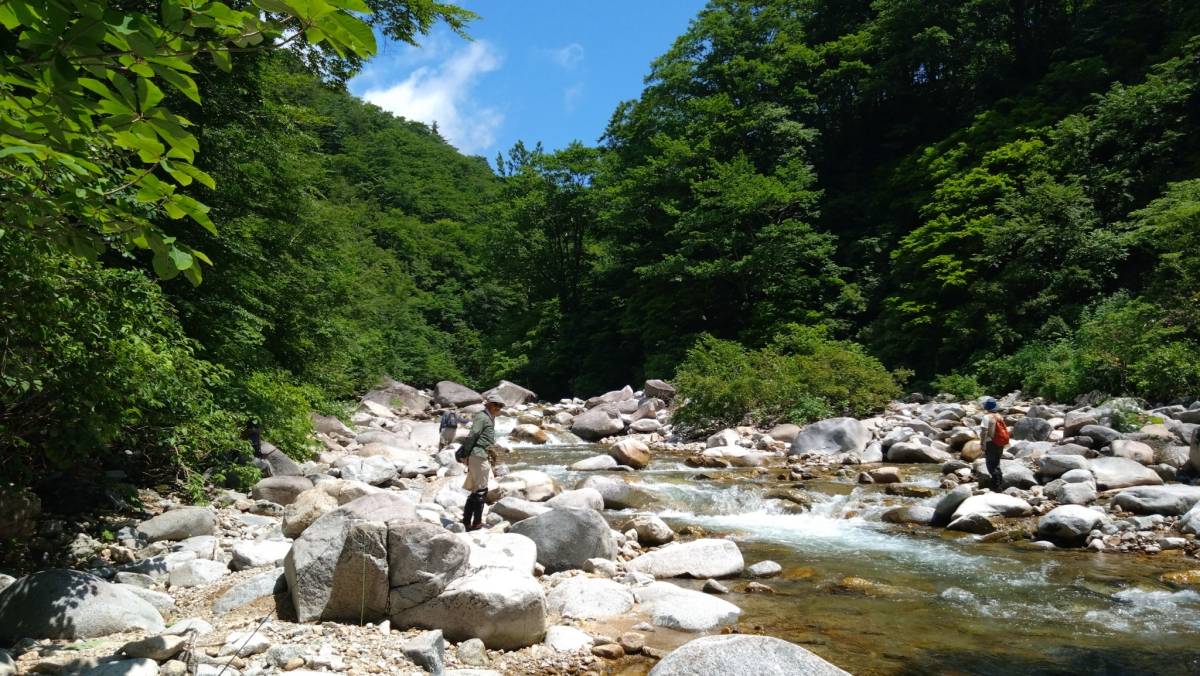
[4,0,1200,496]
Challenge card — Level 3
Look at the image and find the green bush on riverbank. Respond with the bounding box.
[672,325,905,434]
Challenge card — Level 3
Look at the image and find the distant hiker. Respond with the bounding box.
[242,418,263,456]
[979,398,1010,491]
[439,409,468,450]
[460,394,506,531]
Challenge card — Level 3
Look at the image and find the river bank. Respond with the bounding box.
[2,378,1200,675]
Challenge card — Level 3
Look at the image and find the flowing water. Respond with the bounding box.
[500,435,1200,675]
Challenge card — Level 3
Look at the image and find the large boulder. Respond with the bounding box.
[433,381,483,408]
[1110,440,1154,465]
[649,635,849,676]
[1038,505,1104,547]
[284,494,416,622]
[931,485,972,528]
[625,539,743,578]
[571,455,618,471]
[636,582,741,632]
[1011,417,1053,441]
[571,404,625,441]
[609,438,651,469]
[790,418,870,456]
[510,424,549,445]
[136,507,216,543]
[363,378,431,412]
[1079,424,1122,446]
[282,489,339,539]
[622,514,675,546]
[491,469,559,502]
[545,488,604,512]
[1089,456,1164,490]
[585,386,634,408]
[952,493,1033,520]
[644,379,676,402]
[767,424,801,443]
[491,497,551,523]
[388,521,470,613]
[1063,411,1098,438]
[0,569,164,642]
[1037,454,1090,479]
[311,413,353,436]
[886,441,952,464]
[251,476,313,506]
[482,380,537,407]
[255,442,304,477]
[1112,485,1200,516]
[509,508,615,573]
[576,476,656,510]
[395,569,547,650]
[459,532,538,574]
[339,456,398,486]
[546,577,635,620]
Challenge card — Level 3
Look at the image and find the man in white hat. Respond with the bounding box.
[460,393,506,530]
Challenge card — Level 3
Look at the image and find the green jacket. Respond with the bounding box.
[462,411,495,458]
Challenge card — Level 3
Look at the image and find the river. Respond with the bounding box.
[500,430,1200,675]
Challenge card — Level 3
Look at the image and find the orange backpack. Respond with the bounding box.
[991,414,1010,446]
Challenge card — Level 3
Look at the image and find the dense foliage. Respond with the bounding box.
[672,325,904,434]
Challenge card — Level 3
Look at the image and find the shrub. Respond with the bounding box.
[930,373,984,400]
[673,324,902,434]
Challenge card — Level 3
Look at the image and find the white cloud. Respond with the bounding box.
[548,43,584,69]
[563,82,584,113]
[358,40,504,154]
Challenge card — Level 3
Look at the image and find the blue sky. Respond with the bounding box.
[347,0,707,161]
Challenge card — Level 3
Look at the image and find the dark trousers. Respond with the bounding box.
[462,489,487,529]
[985,442,1004,490]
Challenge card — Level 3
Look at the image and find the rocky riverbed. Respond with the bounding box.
[2,378,1200,675]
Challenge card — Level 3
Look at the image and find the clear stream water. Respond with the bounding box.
[500,435,1200,675]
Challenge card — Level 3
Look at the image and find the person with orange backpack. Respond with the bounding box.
[980,398,1010,491]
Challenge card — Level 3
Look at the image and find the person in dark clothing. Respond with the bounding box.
[980,398,1006,491]
[438,410,468,450]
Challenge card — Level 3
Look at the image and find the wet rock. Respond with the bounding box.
[593,643,625,659]
[0,569,164,642]
[649,634,849,676]
[546,577,635,619]
[882,506,935,525]
[1112,485,1200,516]
[623,514,675,546]
[402,629,445,675]
[544,625,593,653]
[1161,570,1200,587]
[395,568,547,650]
[570,455,619,471]
[576,475,656,510]
[1089,456,1164,490]
[867,467,902,483]
[931,485,972,527]
[746,561,782,578]
[947,513,997,534]
[434,381,483,408]
[952,493,1033,519]
[509,508,615,573]
[137,507,216,543]
[745,581,775,593]
[626,539,744,578]
[701,579,729,594]
[491,469,559,502]
[637,582,741,632]
[884,483,936,498]
[1038,505,1104,547]
[510,424,548,444]
[619,632,646,655]
[571,404,625,441]
[790,418,870,456]
[610,438,651,469]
